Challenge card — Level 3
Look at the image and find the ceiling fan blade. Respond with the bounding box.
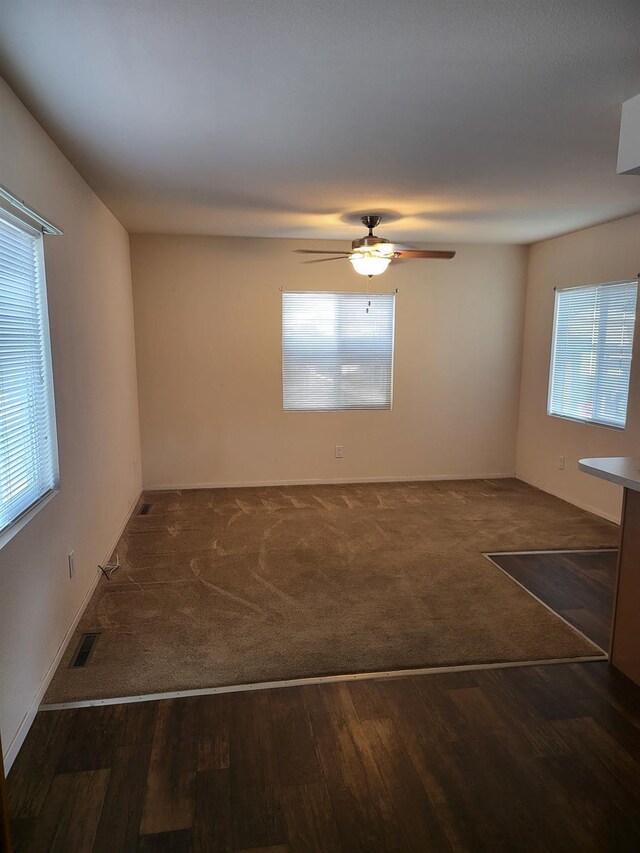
[395,250,456,260]
[302,256,349,264]
[294,249,350,255]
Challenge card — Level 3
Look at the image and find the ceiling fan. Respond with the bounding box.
[294,215,455,278]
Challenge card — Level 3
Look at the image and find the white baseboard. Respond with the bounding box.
[98,488,143,569]
[516,473,621,525]
[145,472,516,491]
[3,488,143,771]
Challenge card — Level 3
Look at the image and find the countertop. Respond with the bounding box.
[579,457,640,492]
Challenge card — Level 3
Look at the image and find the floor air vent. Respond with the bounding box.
[138,503,152,516]
[71,633,99,668]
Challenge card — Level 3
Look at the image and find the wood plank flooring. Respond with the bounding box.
[7,662,640,851]
[7,549,640,851]
[488,549,616,650]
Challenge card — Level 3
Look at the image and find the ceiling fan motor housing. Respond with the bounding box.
[352,214,394,253]
[351,234,392,251]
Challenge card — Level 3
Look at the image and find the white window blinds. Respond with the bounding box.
[0,212,58,536]
[282,291,395,411]
[548,280,637,428]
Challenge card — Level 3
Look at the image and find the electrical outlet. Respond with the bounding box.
[68,551,75,579]
[335,445,344,459]
[558,455,565,470]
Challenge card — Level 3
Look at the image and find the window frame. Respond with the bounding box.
[0,208,60,550]
[547,279,637,431]
[281,290,396,413]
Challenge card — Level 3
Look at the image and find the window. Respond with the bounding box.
[548,280,637,428]
[282,291,395,411]
[0,211,59,541]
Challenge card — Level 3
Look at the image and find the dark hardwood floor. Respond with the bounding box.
[488,549,617,651]
[7,549,640,851]
[6,662,640,852]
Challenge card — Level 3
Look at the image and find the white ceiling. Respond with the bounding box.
[1,0,640,244]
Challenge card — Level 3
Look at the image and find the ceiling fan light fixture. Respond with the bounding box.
[348,251,393,277]
[296,215,456,273]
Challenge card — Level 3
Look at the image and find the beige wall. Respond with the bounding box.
[131,235,527,489]
[0,78,142,764]
[516,213,640,522]
[2,64,634,769]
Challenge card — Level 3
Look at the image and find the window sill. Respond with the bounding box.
[0,489,59,551]
[547,412,625,431]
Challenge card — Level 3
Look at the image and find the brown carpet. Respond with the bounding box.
[44,479,616,703]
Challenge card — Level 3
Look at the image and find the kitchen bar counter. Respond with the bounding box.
[580,457,640,686]
[578,457,640,492]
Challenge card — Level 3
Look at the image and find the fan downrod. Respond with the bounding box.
[361,215,382,236]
